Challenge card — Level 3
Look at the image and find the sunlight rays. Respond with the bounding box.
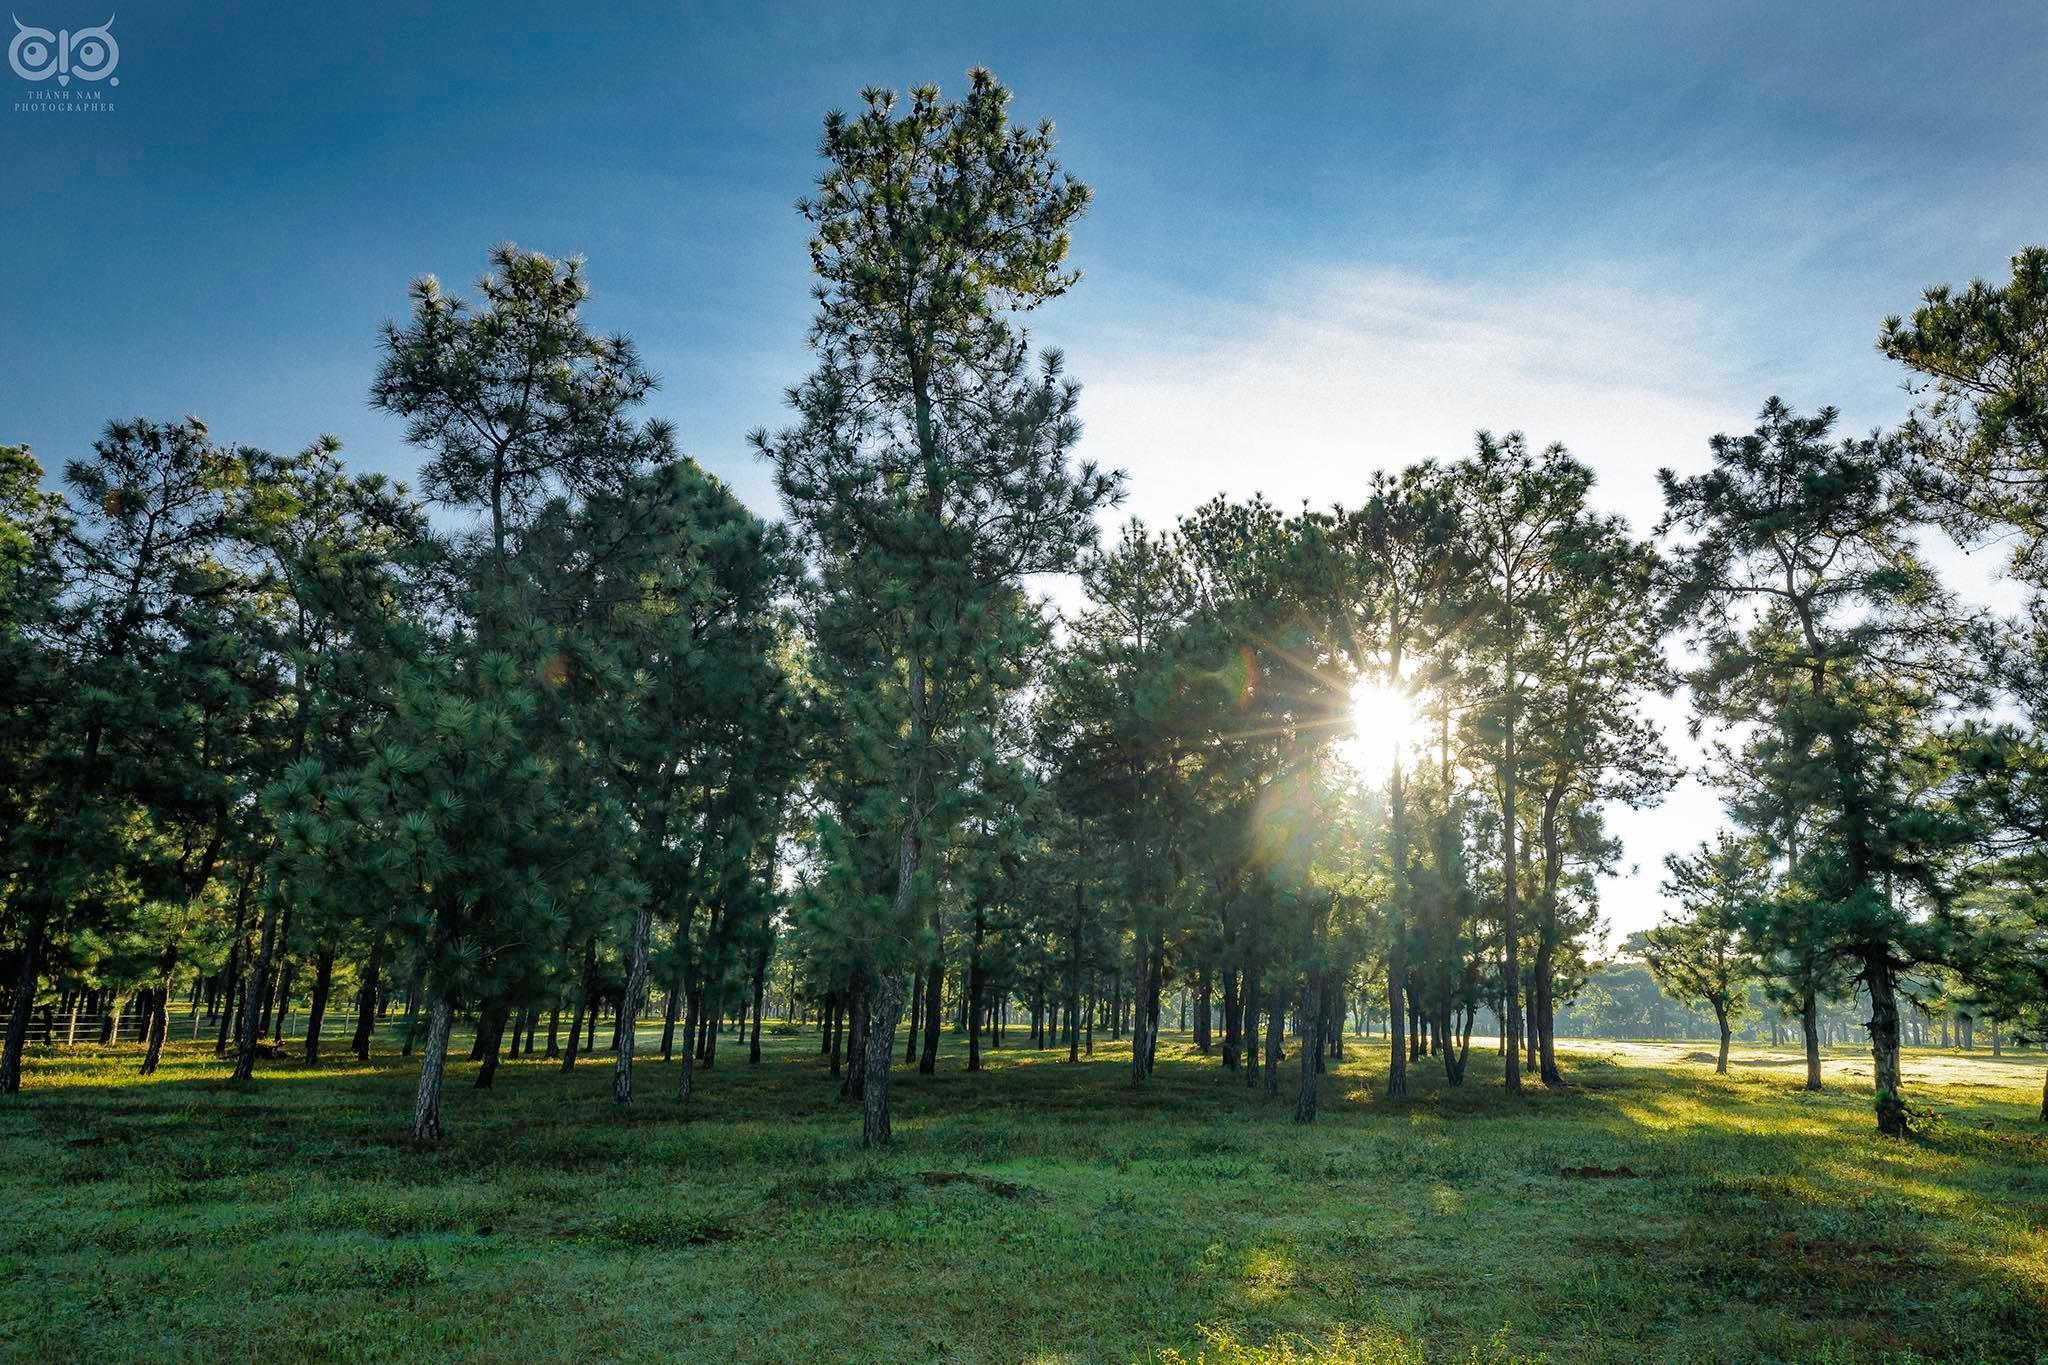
[1338,679,1419,785]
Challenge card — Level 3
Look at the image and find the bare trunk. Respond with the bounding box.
[750,961,765,1066]
[1714,1005,1731,1074]
[0,884,55,1094]
[1500,639,1523,1097]
[967,910,986,1073]
[660,984,680,1061]
[271,949,294,1044]
[677,988,699,1101]
[303,946,336,1065]
[138,984,170,1077]
[859,635,926,1146]
[411,993,453,1140]
[1866,950,1909,1137]
[1536,935,1562,1087]
[860,969,904,1146]
[1221,968,1241,1069]
[1128,943,1153,1087]
[1385,950,1407,1100]
[1439,1000,1469,1085]
[1801,989,1822,1092]
[918,952,943,1075]
[1262,972,1283,1099]
[232,889,285,1083]
[214,869,256,1058]
[904,971,923,1064]
[1293,969,1321,1124]
[562,936,594,1072]
[352,940,382,1062]
[1244,969,1261,1089]
[841,976,868,1103]
[614,904,652,1103]
[473,999,510,1088]
[1387,755,1410,1099]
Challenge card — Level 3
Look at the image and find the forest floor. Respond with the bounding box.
[2,1027,2045,1363]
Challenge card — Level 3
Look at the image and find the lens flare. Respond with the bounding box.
[1339,680,1418,783]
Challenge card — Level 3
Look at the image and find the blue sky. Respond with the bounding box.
[7,1,2046,936]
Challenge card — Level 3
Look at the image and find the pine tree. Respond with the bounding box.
[754,72,1120,1145]
[3,420,244,1095]
[345,245,670,1136]
[1644,835,1766,1074]
[1450,434,1600,1096]
[1661,399,1978,1135]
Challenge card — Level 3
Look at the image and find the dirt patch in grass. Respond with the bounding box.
[916,1170,1043,1200]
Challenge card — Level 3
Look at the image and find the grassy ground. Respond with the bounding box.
[2,1025,2045,1363]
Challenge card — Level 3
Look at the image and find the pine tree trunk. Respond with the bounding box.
[1293,969,1321,1124]
[918,953,943,1075]
[1439,1001,1468,1085]
[0,896,53,1095]
[563,938,594,1071]
[859,968,903,1146]
[271,951,295,1045]
[1802,989,1822,1092]
[1145,943,1163,1074]
[213,871,255,1059]
[1244,969,1261,1089]
[352,940,382,1062]
[904,972,923,1065]
[474,1000,510,1089]
[677,989,700,1101]
[750,963,765,1066]
[138,986,170,1077]
[1536,932,1563,1087]
[1866,950,1909,1136]
[411,993,453,1140]
[1386,949,1408,1099]
[1262,974,1283,1100]
[303,946,336,1065]
[614,904,652,1104]
[841,976,868,1104]
[967,913,986,1073]
[232,890,285,1083]
[660,985,680,1062]
[1715,1005,1731,1074]
[215,960,241,1058]
[1128,945,1153,1087]
[1221,968,1241,1069]
[1500,703,1523,1097]
[827,993,841,1074]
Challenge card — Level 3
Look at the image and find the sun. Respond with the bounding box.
[1338,679,1419,783]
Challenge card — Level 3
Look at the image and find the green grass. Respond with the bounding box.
[2,1027,2045,1363]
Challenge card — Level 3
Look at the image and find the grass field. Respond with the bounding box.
[2,1026,2045,1363]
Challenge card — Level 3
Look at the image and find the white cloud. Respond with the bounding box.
[1071,261,1764,536]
